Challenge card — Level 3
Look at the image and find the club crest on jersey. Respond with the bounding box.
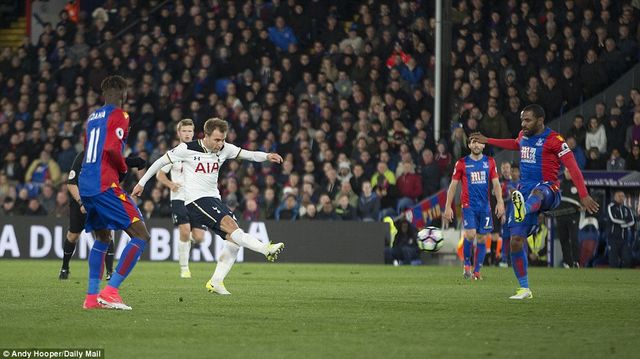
[482,162,489,169]
[470,171,486,184]
[535,138,544,146]
[521,146,537,163]
[195,162,219,173]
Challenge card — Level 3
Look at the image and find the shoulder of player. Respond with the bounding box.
[544,130,565,148]
[107,107,128,120]
[214,142,241,159]
[185,140,207,153]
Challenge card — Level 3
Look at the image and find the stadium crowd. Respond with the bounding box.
[0,0,640,228]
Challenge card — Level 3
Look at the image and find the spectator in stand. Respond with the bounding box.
[565,115,587,149]
[24,198,47,216]
[259,188,278,220]
[396,161,422,212]
[335,194,358,221]
[358,181,380,222]
[586,147,606,170]
[275,193,299,220]
[25,151,61,187]
[316,193,339,221]
[625,112,640,153]
[607,149,626,171]
[566,136,587,170]
[2,196,16,216]
[268,16,298,52]
[585,117,607,155]
[626,141,640,171]
[606,112,627,155]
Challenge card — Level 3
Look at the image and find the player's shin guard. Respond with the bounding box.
[510,248,529,288]
[178,240,191,269]
[463,238,473,266]
[87,240,109,295]
[212,241,240,284]
[230,228,268,255]
[108,238,146,289]
[62,238,77,269]
[474,242,486,273]
[105,239,115,273]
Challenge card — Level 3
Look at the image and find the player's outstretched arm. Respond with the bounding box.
[469,132,520,150]
[237,149,283,163]
[132,153,174,197]
[560,151,599,214]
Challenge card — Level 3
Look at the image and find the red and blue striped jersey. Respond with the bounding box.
[79,104,129,196]
[452,155,498,209]
[516,127,569,195]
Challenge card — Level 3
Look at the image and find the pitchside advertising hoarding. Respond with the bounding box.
[0,217,385,264]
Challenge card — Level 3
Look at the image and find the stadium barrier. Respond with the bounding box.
[0,216,386,264]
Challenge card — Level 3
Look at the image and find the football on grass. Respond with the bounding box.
[417,226,444,252]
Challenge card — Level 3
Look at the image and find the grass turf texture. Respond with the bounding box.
[0,260,638,359]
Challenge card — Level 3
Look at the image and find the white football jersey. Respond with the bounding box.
[160,162,186,201]
[163,140,242,204]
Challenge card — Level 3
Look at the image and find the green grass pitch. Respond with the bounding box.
[0,260,638,359]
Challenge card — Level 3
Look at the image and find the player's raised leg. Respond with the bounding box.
[513,183,559,223]
[220,215,284,260]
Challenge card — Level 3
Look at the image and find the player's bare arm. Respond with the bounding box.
[443,179,459,224]
[468,132,488,144]
[492,177,505,221]
[156,170,181,192]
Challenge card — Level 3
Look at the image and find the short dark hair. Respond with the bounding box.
[521,104,545,120]
[101,75,127,95]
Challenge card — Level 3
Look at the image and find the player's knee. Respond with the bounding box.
[510,236,524,251]
[67,232,80,243]
[220,215,239,234]
[464,230,476,240]
[192,229,205,243]
[476,235,487,244]
[178,226,190,242]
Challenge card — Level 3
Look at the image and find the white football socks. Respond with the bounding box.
[212,240,241,284]
[178,239,191,269]
[230,228,268,255]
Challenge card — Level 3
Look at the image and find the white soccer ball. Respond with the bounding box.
[417,226,444,252]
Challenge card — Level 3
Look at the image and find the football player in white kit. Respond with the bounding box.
[133,118,284,295]
[155,119,206,279]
